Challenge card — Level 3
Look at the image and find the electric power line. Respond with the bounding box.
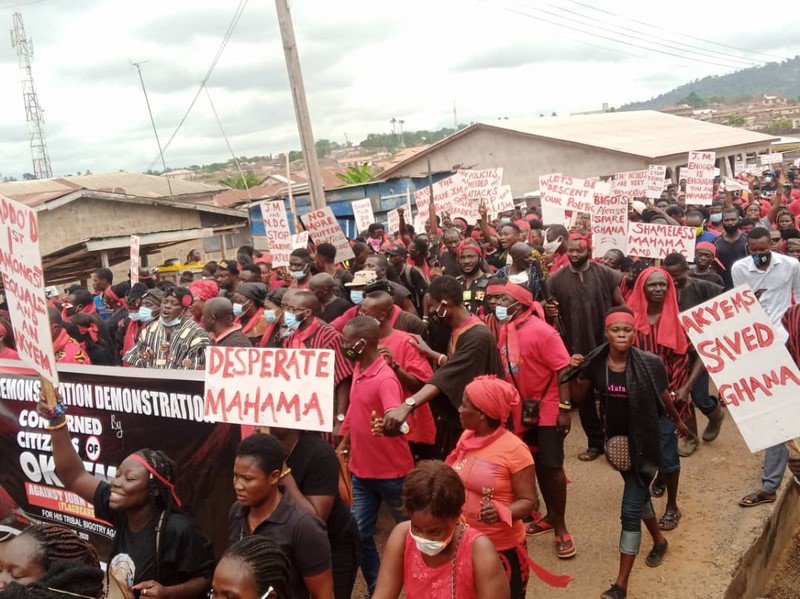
[145,0,249,171]
[204,86,252,199]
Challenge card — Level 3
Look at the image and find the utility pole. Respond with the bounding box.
[275,0,326,210]
[453,101,459,130]
[10,12,52,179]
[132,61,173,197]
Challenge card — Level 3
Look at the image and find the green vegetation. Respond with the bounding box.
[218,171,261,189]
[336,163,375,184]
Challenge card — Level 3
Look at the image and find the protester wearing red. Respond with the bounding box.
[48,307,91,365]
[0,322,19,360]
[338,316,414,596]
[188,279,219,324]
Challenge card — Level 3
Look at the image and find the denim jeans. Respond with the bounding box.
[690,369,717,415]
[762,444,789,494]
[350,474,407,594]
[658,415,681,473]
[619,470,655,555]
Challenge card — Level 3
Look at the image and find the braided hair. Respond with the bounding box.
[18,523,100,569]
[1,559,104,599]
[222,536,290,598]
[135,448,179,513]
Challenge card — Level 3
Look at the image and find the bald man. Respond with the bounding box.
[309,273,352,323]
[363,255,417,316]
[497,241,543,300]
[202,297,251,347]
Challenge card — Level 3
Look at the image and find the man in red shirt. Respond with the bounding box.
[337,315,414,596]
[492,283,575,559]
[360,292,435,459]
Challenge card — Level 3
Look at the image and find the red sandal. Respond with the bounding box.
[555,534,576,559]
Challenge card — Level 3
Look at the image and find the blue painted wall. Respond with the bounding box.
[248,174,452,237]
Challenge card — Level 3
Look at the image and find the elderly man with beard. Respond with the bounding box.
[546,234,625,462]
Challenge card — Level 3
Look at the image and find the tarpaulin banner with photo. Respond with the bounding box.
[0,361,239,560]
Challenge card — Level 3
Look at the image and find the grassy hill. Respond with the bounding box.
[621,56,800,110]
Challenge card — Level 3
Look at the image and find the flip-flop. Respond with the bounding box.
[526,519,554,536]
[739,490,776,508]
[645,540,668,567]
[555,534,577,559]
[658,510,681,531]
[578,448,603,461]
[650,480,666,498]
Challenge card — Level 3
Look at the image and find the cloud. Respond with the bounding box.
[455,42,627,71]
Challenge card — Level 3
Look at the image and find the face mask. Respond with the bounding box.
[543,237,562,254]
[137,307,155,322]
[161,315,182,327]
[496,303,518,322]
[751,252,771,268]
[435,302,448,320]
[128,311,143,322]
[694,226,704,237]
[710,214,723,224]
[343,339,366,361]
[350,290,364,305]
[233,303,245,318]
[263,309,279,324]
[290,268,307,280]
[283,311,304,330]
[409,529,453,557]
[723,222,740,234]
[508,271,529,284]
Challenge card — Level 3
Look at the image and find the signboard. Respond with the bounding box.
[0,362,238,559]
[386,197,412,234]
[760,152,783,166]
[129,235,140,285]
[488,185,515,218]
[300,207,355,262]
[680,286,800,452]
[592,194,628,256]
[292,231,309,250]
[611,170,648,198]
[626,222,696,261]
[645,165,667,199]
[0,196,59,385]
[352,199,374,234]
[204,347,335,432]
[539,174,597,214]
[413,174,466,223]
[456,168,503,224]
[260,200,293,267]
[684,151,716,205]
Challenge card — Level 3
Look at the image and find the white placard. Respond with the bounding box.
[539,173,596,213]
[645,165,667,199]
[260,200,293,267]
[611,170,648,198]
[300,207,355,262]
[130,235,140,285]
[352,199,374,234]
[684,151,716,205]
[292,231,309,249]
[205,346,335,432]
[626,222,696,261]
[0,195,59,384]
[680,285,800,452]
[488,185,515,218]
[456,168,503,224]
[760,153,783,166]
[591,194,628,256]
[413,174,466,224]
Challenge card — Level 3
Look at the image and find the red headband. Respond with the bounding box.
[486,284,507,296]
[568,233,590,248]
[498,282,534,308]
[456,239,484,257]
[129,453,182,507]
[605,311,635,327]
[695,242,726,271]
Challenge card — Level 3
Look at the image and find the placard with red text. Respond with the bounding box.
[129,235,140,285]
[539,174,596,213]
[684,151,715,205]
[0,195,58,384]
[627,222,696,261]
[300,206,355,262]
[260,200,293,267]
[680,285,800,452]
[352,199,374,234]
[592,194,628,256]
[204,346,335,432]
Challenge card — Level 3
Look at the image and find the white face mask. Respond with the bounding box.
[543,237,562,254]
[409,529,454,557]
[508,271,529,284]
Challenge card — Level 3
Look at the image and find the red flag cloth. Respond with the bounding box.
[628,267,688,355]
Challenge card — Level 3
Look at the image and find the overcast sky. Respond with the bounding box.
[0,0,798,179]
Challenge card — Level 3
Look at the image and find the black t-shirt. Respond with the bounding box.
[689,269,725,288]
[714,234,748,289]
[287,433,356,543]
[677,278,724,311]
[228,494,331,599]
[321,297,353,324]
[603,368,630,438]
[93,482,215,590]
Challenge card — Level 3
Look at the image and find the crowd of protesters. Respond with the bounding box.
[3,164,800,599]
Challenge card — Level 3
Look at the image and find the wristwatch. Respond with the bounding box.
[404,397,418,413]
[336,413,346,423]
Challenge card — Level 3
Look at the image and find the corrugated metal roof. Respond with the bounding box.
[484,111,778,159]
[0,172,228,206]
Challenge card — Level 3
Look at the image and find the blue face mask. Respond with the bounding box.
[710,213,723,224]
[495,303,518,322]
[351,290,364,305]
[161,315,183,327]
[290,268,307,280]
[264,309,279,324]
[137,307,155,323]
[233,303,245,318]
[283,311,304,330]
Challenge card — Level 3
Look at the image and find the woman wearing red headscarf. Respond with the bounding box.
[445,376,572,598]
[564,308,688,599]
[188,279,219,324]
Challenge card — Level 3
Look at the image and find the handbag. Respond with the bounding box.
[336,450,353,506]
[604,366,631,472]
[513,371,555,428]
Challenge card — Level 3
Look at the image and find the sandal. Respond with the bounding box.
[739,489,776,508]
[645,540,668,567]
[555,534,577,559]
[600,583,627,599]
[650,479,666,498]
[658,510,681,531]
[578,447,603,461]
[526,519,554,536]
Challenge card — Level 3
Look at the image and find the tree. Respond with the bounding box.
[682,92,707,108]
[22,172,36,180]
[218,171,261,189]
[336,163,374,185]
[315,139,339,158]
[725,115,745,127]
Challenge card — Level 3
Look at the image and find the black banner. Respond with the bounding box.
[0,360,239,560]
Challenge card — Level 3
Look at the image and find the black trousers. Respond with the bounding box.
[578,391,605,452]
[331,521,361,599]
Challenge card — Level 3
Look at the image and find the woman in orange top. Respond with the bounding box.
[445,376,536,599]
